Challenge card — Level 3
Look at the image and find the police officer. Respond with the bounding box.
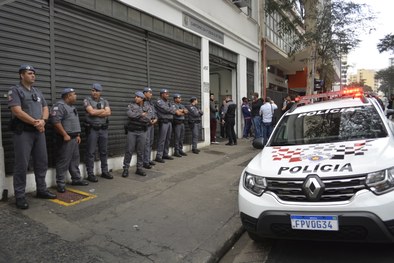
[142,87,158,169]
[172,93,188,157]
[50,88,89,193]
[83,83,112,182]
[186,97,204,154]
[8,64,56,209]
[122,91,151,177]
[154,88,183,163]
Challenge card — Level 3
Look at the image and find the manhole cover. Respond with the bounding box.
[50,188,96,206]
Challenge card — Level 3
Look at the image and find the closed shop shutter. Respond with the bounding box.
[0,0,202,175]
[148,34,201,144]
[53,2,148,160]
[0,0,51,174]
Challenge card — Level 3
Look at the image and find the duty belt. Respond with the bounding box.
[67,133,80,138]
[159,119,171,124]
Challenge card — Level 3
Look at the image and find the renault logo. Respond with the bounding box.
[302,174,325,201]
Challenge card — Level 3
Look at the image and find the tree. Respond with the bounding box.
[265,0,375,94]
[377,34,394,54]
[376,66,394,96]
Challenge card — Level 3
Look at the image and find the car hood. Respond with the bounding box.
[247,138,393,178]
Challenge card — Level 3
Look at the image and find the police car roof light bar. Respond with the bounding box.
[297,87,365,105]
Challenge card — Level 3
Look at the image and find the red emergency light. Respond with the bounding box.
[298,87,365,105]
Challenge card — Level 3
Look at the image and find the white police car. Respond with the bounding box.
[239,88,394,242]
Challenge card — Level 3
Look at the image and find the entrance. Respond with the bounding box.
[209,57,237,141]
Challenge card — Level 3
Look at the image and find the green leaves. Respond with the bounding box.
[377,34,394,54]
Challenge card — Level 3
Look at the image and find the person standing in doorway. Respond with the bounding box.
[172,93,188,157]
[50,88,89,193]
[219,98,227,139]
[186,96,203,154]
[8,64,56,209]
[83,83,112,182]
[122,91,151,177]
[223,95,237,146]
[241,97,252,139]
[251,92,263,138]
[210,93,219,144]
[142,87,157,169]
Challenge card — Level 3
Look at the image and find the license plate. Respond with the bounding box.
[290,215,338,231]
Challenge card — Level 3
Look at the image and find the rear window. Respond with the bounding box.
[270,105,388,146]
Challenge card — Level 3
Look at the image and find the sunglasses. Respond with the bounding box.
[73,108,78,116]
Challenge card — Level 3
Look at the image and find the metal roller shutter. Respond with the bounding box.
[53,2,148,160]
[0,0,51,175]
[148,34,201,144]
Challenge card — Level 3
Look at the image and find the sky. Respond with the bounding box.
[347,0,394,73]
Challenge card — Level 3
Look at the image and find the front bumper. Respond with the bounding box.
[241,211,394,243]
[238,178,394,242]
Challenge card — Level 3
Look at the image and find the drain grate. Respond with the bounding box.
[50,188,96,206]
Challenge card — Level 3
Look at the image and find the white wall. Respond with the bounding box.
[120,0,260,59]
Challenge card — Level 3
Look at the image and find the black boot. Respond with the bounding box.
[174,151,182,157]
[122,168,129,178]
[136,169,146,176]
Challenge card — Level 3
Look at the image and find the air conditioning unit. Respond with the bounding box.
[232,0,248,8]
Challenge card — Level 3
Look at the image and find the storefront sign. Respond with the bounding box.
[183,13,224,44]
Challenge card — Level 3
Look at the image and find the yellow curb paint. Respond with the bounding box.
[49,188,97,207]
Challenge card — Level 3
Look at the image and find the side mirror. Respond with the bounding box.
[252,137,265,149]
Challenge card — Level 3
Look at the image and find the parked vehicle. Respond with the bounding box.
[239,88,394,242]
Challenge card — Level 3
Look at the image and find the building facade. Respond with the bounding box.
[348,69,377,91]
[0,0,261,196]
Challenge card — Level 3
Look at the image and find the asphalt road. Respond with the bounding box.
[220,232,394,263]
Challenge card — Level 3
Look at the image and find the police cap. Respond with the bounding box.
[143,87,152,93]
[61,88,75,96]
[135,91,145,98]
[92,83,103,91]
[160,88,169,94]
[190,96,197,102]
[19,64,36,73]
[173,93,181,98]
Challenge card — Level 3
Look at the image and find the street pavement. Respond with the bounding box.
[0,138,258,263]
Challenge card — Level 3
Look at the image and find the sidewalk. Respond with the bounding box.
[0,138,258,263]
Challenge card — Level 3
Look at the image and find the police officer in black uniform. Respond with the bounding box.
[122,91,151,177]
[154,89,183,163]
[172,93,188,157]
[186,96,204,154]
[83,83,112,182]
[142,87,158,169]
[50,88,89,193]
[8,64,56,209]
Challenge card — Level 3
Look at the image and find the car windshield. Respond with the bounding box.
[270,105,388,146]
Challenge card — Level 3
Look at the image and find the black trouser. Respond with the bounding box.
[225,118,236,144]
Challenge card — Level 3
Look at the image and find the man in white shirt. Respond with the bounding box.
[259,97,277,145]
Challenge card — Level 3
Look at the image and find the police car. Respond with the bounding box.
[239,88,394,242]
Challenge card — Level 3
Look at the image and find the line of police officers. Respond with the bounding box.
[121,88,203,177]
[8,64,203,209]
